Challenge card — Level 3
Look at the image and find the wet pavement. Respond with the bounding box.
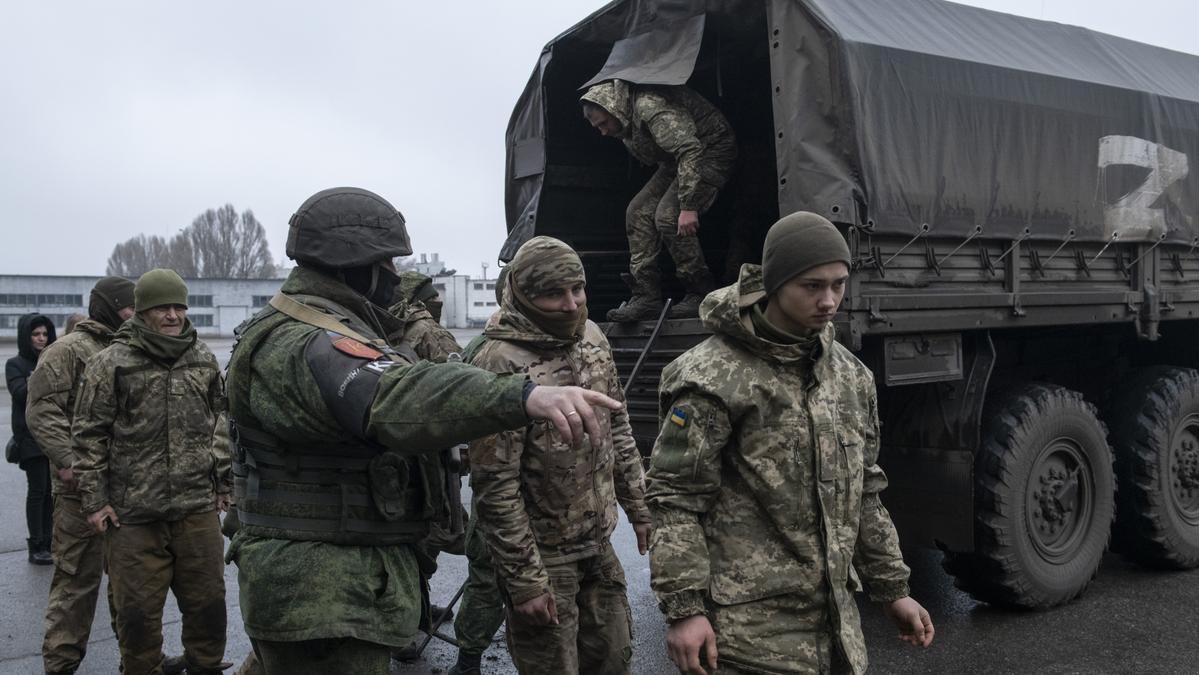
[2,337,1198,674]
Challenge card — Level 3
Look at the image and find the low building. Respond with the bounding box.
[433,274,500,328]
[0,274,286,338]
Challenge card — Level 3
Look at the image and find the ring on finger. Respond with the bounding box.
[566,410,579,417]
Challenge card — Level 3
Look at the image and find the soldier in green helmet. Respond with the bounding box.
[224,187,621,674]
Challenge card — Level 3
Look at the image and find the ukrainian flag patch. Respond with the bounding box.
[669,407,688,428]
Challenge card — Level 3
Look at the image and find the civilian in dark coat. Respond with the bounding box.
[6,313,57,564]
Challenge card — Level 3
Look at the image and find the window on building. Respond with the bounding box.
[187,295,214,307]
[191,314,215,327]
[0,294,82,307]
[486,302,497,306]
[252,295,272,308]
[473,283,484,290]
[486,283,495,289]
[473,301,485,307]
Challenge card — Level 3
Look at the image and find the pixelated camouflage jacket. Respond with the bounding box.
[71,326,231,523]
[646,264,910,673]
[582,81,736,211]
[469,310,650,605]
[388,300,462,363]
[26,319,115,497]
[224,266,529,645]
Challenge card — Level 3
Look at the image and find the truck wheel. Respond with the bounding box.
[1109,367,1199,569]
[943,383,1114,609]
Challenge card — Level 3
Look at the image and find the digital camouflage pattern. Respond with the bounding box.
[25,318,118,673]
[26,319,115,495]
[581,81,736,212]
[225,266,530,649]
[451,504,505,657]
[646,264,910,675]
[581,81,735,294]
[71,327,230,523]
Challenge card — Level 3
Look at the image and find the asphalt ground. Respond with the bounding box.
[2,335,1198,674]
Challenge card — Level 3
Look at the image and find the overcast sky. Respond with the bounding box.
[1,0,1193,278]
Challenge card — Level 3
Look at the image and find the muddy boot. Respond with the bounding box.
[668,272,715,319]
[28,538,52,565]
[448,651,483,675]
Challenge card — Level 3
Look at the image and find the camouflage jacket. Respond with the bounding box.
[583,81,736,211]
[72,326,231,524]
[388,300,461,363]
[646,264,910,674]
[226,267,530,646]
[469,312,650,605]
[26,319,116,497]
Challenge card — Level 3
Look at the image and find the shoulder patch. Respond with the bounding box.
[668,407,688,428]
[329,332,383,360]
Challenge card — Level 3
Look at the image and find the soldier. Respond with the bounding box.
[468,236,651,675]
[646,212,934,675]
[223,187,620,675]
[448,268,509,675]
[580,79,737,321]
[389,270,461,363]
[72,269,232,675]
[385,269,465,663]
[26,277,144,674]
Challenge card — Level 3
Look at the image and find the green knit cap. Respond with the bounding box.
[134,269,189,311]
[762,212,851,294]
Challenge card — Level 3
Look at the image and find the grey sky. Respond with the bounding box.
[1,1,1193,277]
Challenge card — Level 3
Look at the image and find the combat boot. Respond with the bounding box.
[607,293,664,322]
[28,538,52,565]
[448,651,483,675]
[668,272,715,319]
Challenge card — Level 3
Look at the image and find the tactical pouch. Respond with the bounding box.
[367,451,411,521]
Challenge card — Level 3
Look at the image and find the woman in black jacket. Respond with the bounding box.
[6,313,57,564]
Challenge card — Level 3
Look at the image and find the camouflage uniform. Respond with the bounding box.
[450,316,507,667]
[581,81,737,300]
[469,237,650,674]
[72,317,231,675]
[26,319,121,674]
[225,266,532,674]
[646,264,911,675]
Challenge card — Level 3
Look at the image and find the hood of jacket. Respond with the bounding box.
[699,264,835,368]
[580,80,633,138]
[17,313,57,361]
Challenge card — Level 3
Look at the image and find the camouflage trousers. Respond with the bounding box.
[452,507,505,656]
[625,148,735,293]
[43,495,118,674]
[709,593,851,675]
[503,541,633,675]
[250,637,390,675]
[105,510,227,675]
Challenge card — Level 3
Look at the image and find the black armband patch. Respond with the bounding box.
[304,330,399,439]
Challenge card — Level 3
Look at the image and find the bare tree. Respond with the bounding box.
[104,204,276,278]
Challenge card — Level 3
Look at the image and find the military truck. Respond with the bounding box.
[501,0,1199,610]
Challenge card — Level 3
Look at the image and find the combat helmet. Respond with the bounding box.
[286,187,412,268]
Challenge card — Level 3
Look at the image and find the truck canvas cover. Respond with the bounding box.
[504,0,1199,257]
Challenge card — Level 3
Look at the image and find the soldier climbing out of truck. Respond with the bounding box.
[581,79,737,321]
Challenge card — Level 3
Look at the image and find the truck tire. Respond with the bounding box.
[1109,366,1199,569]
[943,383,1114,609]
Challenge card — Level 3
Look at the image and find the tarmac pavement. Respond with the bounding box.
[3,336,1199,674]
